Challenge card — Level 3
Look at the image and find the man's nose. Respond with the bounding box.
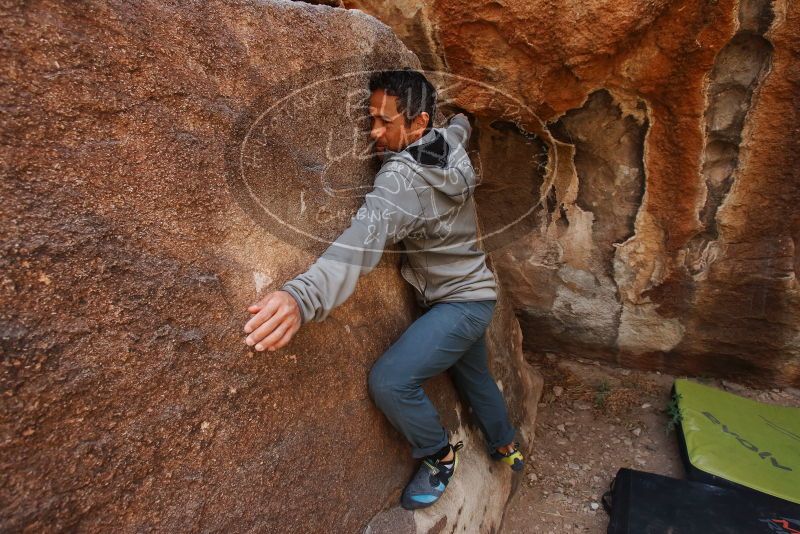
[369,126,383,141]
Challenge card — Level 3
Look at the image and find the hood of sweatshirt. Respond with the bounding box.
[381,126,476,205]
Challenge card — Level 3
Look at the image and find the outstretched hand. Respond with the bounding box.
[244,290,302,352]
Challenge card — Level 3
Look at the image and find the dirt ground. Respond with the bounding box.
[499,353,800,534]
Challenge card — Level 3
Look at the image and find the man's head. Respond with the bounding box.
[368,68,437,157]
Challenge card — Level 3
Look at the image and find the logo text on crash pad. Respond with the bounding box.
[702,411,792,472]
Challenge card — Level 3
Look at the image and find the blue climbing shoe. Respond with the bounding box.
[491,441,524,472]
[401,441,464,510]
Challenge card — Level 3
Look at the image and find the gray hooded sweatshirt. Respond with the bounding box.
[281,113,498,324]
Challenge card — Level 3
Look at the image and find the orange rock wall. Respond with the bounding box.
[346,0,800,386]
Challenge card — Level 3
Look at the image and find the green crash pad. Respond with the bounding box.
[674,378,800,504]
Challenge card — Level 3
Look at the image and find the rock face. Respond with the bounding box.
[1,1,540,531]
[345,0,800,386]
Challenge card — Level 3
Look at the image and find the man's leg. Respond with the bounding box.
[449,329,517,452]
[368,301,490,459]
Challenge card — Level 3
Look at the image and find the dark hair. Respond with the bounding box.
[368,68,437,133]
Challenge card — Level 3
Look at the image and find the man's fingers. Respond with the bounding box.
[269,322,299,351]
[246,307,289,347]
[244,297,280,334]
[256,320,293,352]
[243,291,302,352]
[243,309,273,338]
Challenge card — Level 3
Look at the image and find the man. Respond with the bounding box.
[243,69,523,510]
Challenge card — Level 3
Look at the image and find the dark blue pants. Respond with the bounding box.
[368,300,517,458]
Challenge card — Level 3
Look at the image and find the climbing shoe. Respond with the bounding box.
[491,441,524,472]
[401,441,464,510]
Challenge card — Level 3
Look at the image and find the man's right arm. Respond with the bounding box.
[280,169,423,324]
[244,169,422,351]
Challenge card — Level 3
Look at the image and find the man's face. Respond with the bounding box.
[368,89,429,158]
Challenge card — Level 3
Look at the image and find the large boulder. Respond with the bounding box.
[345,0,800,386]
[0,1,540,531]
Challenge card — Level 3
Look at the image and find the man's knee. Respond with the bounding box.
[368,361,388,402]
[368,360,407,408]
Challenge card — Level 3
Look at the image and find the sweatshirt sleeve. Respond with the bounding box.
[280,169,422,324]
[446,113,472,147]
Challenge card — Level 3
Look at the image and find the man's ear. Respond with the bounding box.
[414,111,430,132]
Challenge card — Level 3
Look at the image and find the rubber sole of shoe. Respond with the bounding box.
[492,446,524,472]
[401,443,463,510]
